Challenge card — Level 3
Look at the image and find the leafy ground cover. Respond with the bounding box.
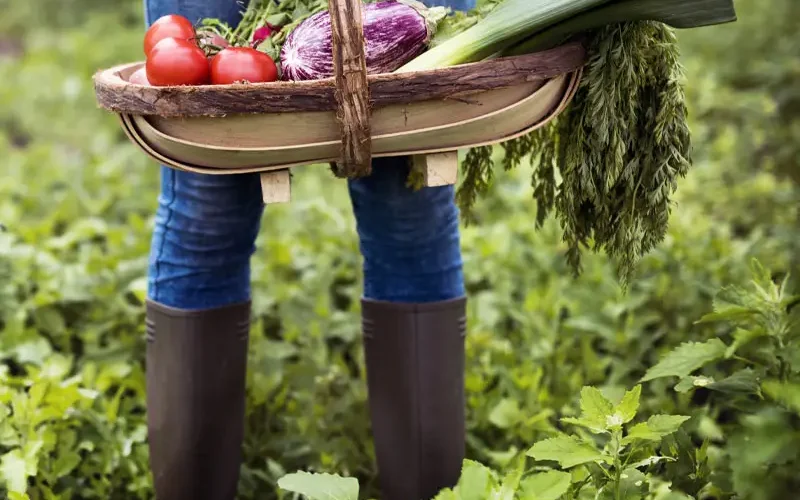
[0,0,798,498]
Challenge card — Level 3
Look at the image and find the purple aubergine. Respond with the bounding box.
[279,0,446,81]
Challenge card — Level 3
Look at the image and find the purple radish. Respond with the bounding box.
[280,0,447,81]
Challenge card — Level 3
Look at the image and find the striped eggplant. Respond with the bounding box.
[279,0,447,81]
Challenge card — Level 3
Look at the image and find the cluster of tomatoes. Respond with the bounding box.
[130,14,279,87]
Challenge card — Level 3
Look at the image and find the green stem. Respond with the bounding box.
[622,441,640,468]
[732,354,759,366]
[571,477,593,499]
[612,429,623,500]
[776,337,789,382]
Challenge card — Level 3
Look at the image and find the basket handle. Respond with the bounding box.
[328,0,372,178]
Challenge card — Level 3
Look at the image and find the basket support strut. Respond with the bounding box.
[413,152,459,187]
[260,170,291,204]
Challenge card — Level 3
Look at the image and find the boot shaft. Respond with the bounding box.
[362,297,467,500]
[145,300,251,500]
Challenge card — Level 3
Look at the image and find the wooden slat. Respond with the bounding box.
[260,170,291,203]
[413,152,458,187]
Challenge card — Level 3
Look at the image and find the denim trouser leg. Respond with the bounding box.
[347,158,465,303]
[144,0,263,310]
[145,0,473,310]
[424,0,475,8]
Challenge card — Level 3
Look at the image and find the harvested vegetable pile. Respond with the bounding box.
[142,0,737,283]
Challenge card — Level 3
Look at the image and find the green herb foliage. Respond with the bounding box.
[198,0,329,60]
[449,16,697,285]
[519,21,691,285]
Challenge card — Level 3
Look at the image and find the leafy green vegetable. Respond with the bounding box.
[199,0,329,60]
[491,20,695,284]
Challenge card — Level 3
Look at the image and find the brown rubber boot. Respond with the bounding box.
[361,296,467,500]
[144,299,251,500]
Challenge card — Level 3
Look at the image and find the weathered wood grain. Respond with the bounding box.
[328,0,372,177]
[92,41,586,118]
[260,170,291,203]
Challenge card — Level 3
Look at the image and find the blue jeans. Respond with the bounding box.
[145,0,473,310]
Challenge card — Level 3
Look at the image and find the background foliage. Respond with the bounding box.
[0,0,798,498]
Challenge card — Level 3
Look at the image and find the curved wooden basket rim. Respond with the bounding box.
[93,42,586,116]
[91,0,588,173]
[117,67,583,176]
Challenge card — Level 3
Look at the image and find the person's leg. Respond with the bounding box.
[143,3,262,500]
[349,160,466,500]
[348,156,464,304]
[348,1,475,494]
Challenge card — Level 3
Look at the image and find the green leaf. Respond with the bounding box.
[726,327,768,357]
[629,456,675,469]
[561,417,607,434]
[614,385,641,425]
[7,492,31,500]
[52,451,81,479]
[266,13,292,27]
[32,307,65,335]
[622,415,691,445]
[12,339,53,366]
[674,376,715,393]
[485,446,521,469]
[527,436,609,468]
[494,457,526,500]
[615,468,648,500]
[645,415,692,435]
[762,380,800,413]
[1,449,28,493]
[0,421,17,447]
[696,306,757,325]
[0,406,17,447]
[579,387,614,429]
[456,460,496,500]
[707,369,761,395]
[640,340,727,382]
[432,489,460,500]
[489,399,522,429]
[519,470,572,500]
[21,438,43,479]
[276,471,359,500]
[127,276,148,304]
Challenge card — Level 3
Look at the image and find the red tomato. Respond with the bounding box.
[210,47,278,85]
[146,37,210,86]
[129,67,150,86]
[144,14,196,56]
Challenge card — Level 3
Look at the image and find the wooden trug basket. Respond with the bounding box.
[93,0,586,204]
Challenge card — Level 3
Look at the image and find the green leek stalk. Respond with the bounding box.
[396,0,612,72]
[397,0,737,72]
[504,0,738,55]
